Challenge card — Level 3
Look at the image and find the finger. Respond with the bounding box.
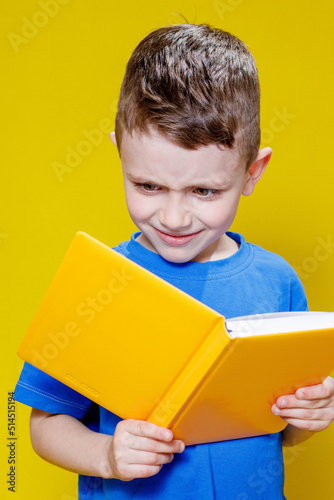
[272,405,332,422]
[127,435,185,454]
[115,463,164,480]
[127,450,175,466]
[123,419,174,442]
[277,416,329,432]
[275,395,332,410]
[117,420,185,454]
[295,377,334,400]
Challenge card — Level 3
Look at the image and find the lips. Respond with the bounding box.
[154,228,202,246]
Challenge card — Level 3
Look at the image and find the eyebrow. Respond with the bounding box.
[126,173,157,184]
[126,173,228,189]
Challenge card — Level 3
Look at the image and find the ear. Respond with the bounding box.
[242,147,272,196]
[109,131,117,146]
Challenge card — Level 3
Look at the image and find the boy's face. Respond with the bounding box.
[112,130,270,263]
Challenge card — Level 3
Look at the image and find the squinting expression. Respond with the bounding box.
[117,130,260,263]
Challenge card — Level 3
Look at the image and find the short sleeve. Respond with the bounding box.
[289,270,308,312]
[14,362,92,419]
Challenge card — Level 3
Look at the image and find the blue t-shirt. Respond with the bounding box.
[15,232,308,499]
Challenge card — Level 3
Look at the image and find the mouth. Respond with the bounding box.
[154,228,202,246]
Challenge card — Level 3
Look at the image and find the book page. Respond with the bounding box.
[226,311,334,338]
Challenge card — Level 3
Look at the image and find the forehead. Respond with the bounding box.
[120,130,246,186]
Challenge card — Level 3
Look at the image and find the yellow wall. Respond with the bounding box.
[1,1,333,498]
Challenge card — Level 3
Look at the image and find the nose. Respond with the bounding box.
[158,193,192,231]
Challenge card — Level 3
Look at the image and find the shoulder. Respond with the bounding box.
[244,237,296,275]
[241,236,308,311]
[228,232,298,277]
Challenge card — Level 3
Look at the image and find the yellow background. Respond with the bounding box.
[1,0,333,498]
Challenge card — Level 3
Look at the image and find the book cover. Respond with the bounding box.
[17,232,334,445]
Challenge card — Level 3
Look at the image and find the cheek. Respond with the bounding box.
[199,198,240,229]
[126,194,154,224]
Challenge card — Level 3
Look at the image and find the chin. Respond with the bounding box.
[157,248,199,264]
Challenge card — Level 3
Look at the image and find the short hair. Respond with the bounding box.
[115,23,260,169]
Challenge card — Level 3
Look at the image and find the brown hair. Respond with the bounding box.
[115,23,260,168]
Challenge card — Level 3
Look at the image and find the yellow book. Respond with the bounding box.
[17,232,334,445]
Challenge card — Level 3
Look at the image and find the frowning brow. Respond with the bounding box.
[126,173,158,184]
[126,172,230,189]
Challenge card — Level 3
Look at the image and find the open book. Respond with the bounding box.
[17,232,334,445]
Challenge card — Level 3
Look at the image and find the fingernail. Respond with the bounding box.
[278,399,286,408]
[165,430,173,441]
[179,442,185,452]
[272,405,280,415]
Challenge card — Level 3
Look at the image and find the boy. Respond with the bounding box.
[15,23,334,499]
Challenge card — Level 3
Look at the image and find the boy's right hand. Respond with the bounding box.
[109,419,185,481]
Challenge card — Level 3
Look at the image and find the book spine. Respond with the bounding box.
[147,317,231,428]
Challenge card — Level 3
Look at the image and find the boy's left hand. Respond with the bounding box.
[271,376,334,432]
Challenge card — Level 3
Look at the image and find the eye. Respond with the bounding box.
[135,183,160,193]
[194,188,217,197]
[142,183,158,191]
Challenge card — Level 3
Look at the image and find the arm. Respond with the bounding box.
[30,409,185,480]
[271,376,334,447]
